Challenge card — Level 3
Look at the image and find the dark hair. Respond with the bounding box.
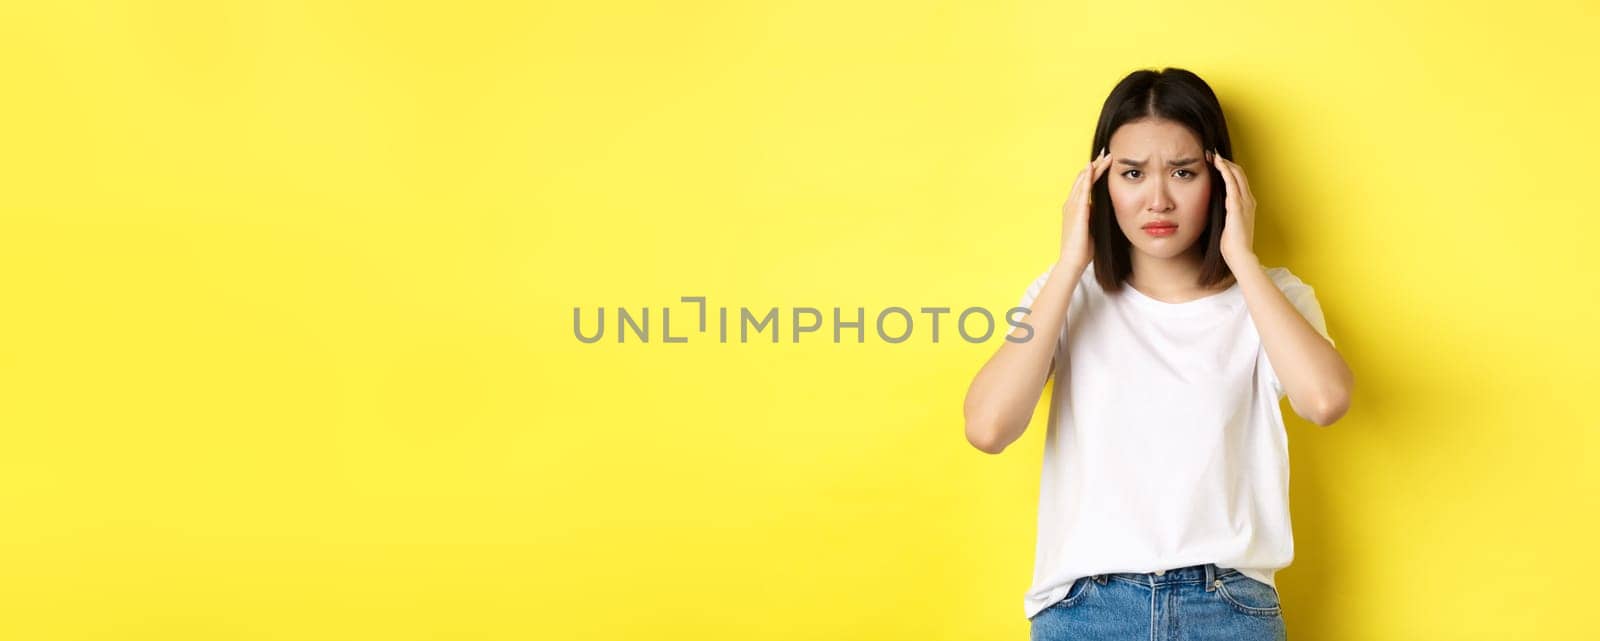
[1087,67,1235,293]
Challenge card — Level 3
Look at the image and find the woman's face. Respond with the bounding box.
[1106,118,1213,260]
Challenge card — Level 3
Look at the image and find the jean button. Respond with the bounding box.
[1154,569,1165,576]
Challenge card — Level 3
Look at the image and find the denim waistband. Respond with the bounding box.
[1094,563,1241,588]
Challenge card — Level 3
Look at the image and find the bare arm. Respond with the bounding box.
[963,147,1111,454]
[1207,151,1353,426]
[1233,257,1354,426]
[963,260,1084,454]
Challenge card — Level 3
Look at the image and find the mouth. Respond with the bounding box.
[1142,223,1178,237]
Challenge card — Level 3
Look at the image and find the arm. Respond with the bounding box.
[1209,149,1353,426]
[962,260,1083,453]
[1233,256,1354,426]
[965,149,1111,453]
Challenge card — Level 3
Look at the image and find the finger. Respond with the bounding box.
[1230,161,1254,204]
[1222,157,1251,208]
[1214,150,1249,196]
[1093,147,1113,180]
[1211,149,1239,206]
[1076,159,1098,209]
[1068,164,1089,204]
[1068,161,1086,186]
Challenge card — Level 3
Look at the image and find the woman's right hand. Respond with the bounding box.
[1060,147,1114,270]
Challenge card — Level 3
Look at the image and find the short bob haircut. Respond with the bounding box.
[1087,67,1236,294]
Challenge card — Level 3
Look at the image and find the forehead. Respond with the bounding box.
[1108,119,1201,152]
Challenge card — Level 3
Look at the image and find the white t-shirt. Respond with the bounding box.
[1014,261,1334,620]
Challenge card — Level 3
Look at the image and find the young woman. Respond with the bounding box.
[962,68,1354,641]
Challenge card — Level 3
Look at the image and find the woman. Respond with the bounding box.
[962,68,1354,641]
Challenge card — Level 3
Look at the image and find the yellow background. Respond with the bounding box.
[3,1,1596,639]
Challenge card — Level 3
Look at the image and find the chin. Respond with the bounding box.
[1125,233,1204,258]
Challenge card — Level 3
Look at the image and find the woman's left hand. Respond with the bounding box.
[1209,149,1256,265]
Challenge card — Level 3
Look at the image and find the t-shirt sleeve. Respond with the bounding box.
[1014,268,1069,364]
[1259,267,1335,399]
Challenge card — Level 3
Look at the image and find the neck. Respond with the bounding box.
[1128,245,1208,294]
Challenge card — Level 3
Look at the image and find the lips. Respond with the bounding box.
[1142,222,1178,237]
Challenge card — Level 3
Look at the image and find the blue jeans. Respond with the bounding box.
[1028,564,1287,641]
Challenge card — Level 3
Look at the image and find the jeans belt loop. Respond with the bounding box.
[1205,564,1217,591]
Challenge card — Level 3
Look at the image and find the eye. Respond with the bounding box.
[1120,169,1197,180]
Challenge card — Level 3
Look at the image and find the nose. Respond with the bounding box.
[1148,184,1174,213]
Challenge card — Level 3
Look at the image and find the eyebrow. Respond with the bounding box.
[1115,157,1201,168]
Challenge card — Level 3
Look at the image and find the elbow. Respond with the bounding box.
[964,410,1011,455]
[968,431,1007,455]
[1306,403,1345,427]
[1306,371,1354,427]
[1302,392,1350,427]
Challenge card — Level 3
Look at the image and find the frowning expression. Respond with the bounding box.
[1106,118,1214,259]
